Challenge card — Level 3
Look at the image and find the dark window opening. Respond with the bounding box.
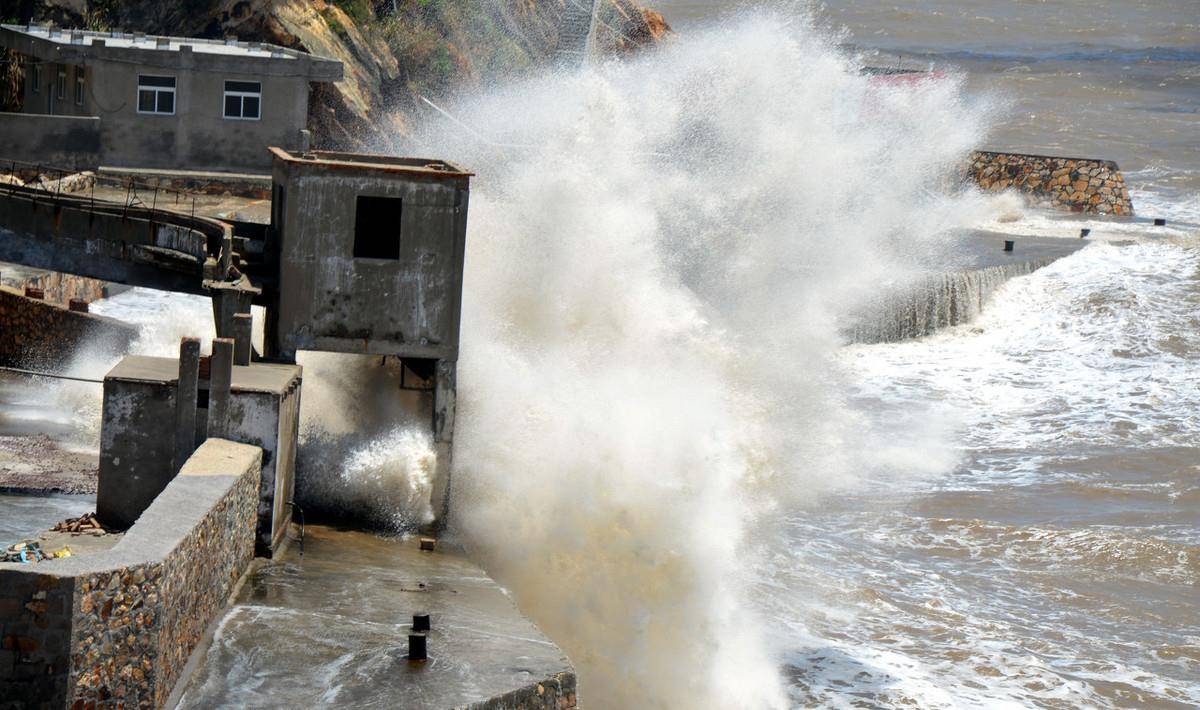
[223,80,261,120]
[137,75,176,115]
[353,196,402,260]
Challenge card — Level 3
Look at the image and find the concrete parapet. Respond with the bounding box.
[968,150,1133,215]
[0,439,262,709]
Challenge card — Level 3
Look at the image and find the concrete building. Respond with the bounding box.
[0,24,342,171]
[97,350,301,556]
[265,148,472,525]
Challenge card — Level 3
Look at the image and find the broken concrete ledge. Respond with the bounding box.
[0,439,262,709]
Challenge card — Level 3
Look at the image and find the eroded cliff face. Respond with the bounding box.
[23,0,672,150]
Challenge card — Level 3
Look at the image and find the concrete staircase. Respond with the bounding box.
[556,0,599,65]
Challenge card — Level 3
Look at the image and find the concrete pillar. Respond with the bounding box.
[208,338,235,439]
[210,285,254,340]
[174,337,201,471]
[432,359,456,444]
[233,313,253,366]
[428,359,457,531]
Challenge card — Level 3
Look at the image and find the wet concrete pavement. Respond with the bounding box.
[173,526,575,709]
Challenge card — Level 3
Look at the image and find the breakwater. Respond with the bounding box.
[849,258,1057,344]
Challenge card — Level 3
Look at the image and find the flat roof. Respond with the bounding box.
[269,147,474,180]
[0,24,343,80]
[107,355,301,395]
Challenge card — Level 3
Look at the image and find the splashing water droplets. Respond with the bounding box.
[399,11,996,708]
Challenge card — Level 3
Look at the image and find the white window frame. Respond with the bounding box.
[30,63,41,93]
[74,68,85,105]
[136,75,176,116]
[55,67,66,100]
[222,80,262,121]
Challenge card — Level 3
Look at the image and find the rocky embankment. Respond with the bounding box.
[21,0,671,150]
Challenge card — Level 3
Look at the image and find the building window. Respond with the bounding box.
[137,75,176,115]
[223,80,261,120]
[56,67,66,100]
[74,68,85,105]
[30,64,41,93]
[353,196,402,260]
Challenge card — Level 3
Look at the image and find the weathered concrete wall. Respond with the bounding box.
[270,150,471,362]
[0,439,262,709]
[0,285,135,367]
[89,61,311,172]
[0,112,100,170]
[2,25,342,172]
[97,355,301,555]
[968,151,1134,215]
[97,375,178,528]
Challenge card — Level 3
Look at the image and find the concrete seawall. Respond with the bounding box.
[849,232,1086,343]
[967,151,1133,215]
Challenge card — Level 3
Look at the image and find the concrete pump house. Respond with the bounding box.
[0,24,343,171]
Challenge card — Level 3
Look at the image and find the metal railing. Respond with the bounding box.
[0,157,235,276]
[2,157,200,219]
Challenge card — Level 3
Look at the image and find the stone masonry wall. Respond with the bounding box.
[968,151,1133,215]
[0,285,136,367]
[11,271,110,306]
[0,439,262,709]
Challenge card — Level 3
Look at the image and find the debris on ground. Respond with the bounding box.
[51,512,111,535]
[1,539,71,564]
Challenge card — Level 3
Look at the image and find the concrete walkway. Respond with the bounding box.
[173,526,576,709]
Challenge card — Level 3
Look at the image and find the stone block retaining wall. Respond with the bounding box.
[2,270,111,307]
[0,285,136,367]
[0,439,262,709]
[968,151,1133,215]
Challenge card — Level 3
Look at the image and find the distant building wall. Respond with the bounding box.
[85,58,311,172]
[0,439,262,709]
[968,151,1134,216]
[0,112,100,170]
[2,26,342,173]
